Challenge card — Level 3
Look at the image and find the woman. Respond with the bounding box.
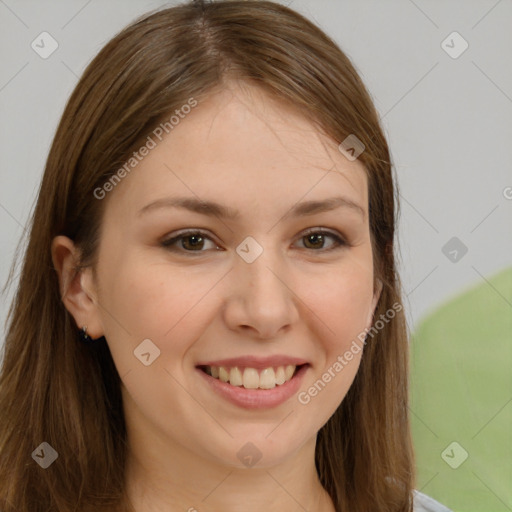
[0,1,451,511]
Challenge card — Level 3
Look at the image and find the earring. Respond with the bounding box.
[78,326,97,343]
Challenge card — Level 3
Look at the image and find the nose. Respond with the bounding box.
[222,244,300,339]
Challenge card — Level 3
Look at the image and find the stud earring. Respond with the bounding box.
[78,326,97,343]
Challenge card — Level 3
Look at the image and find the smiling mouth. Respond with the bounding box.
[197,364,307,390]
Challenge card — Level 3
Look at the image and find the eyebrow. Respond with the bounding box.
[137,195,366,219]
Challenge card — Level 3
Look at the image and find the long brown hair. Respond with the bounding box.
[0,1,414,510]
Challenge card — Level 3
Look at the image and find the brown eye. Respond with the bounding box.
[297,230,346,251]
[162,231,219,253]
[180,234,205,251]
[303,233,325,249]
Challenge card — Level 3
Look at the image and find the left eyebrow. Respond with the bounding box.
[137,195,366,220]
[286,196,366,219]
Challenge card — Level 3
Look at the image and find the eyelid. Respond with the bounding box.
[300,227,347,242]
[161,229,220,249]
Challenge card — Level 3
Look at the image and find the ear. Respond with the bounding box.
[51,235,104,339]
[365,278,383,330]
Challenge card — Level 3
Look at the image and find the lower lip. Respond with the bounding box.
[196,365,309,410]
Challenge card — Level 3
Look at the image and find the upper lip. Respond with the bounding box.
[196,355,309,370]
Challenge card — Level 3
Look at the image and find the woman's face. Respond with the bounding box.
[87,82,379,469]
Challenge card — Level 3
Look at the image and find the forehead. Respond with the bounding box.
[105,82,368,220]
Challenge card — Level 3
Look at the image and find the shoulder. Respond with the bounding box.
[413,490,453,512]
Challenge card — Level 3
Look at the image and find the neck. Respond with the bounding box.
[124,435,335,512]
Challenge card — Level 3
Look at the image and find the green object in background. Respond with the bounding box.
[410,266,512,512]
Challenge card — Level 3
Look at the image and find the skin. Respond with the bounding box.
[52,81,381,512]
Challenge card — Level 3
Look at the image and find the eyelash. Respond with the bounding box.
[161,228,348,255]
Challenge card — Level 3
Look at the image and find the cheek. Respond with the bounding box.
[293,261,372,427]
[97,259,218,375]
[300,258,374,353]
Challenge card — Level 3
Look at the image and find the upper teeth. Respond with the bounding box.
[204,365,297,389]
